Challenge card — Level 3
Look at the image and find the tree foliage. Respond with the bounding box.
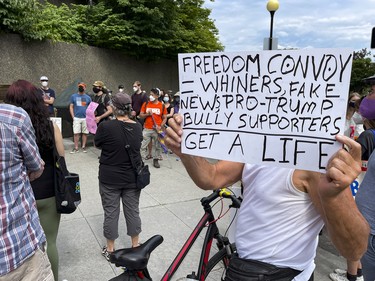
[350,48,375,94]
[0,0,223,60]
[0,0,42,39]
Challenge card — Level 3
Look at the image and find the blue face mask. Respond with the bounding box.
[163,97,169,102]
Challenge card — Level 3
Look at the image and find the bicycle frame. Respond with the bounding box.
[161,195,230,281]
[108,189,240,281]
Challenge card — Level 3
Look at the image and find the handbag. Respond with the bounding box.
[224,255,301,281]
[51,122,81,213]
[119,121,150,189]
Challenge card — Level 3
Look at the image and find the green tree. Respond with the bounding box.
[350,48,375,94]
[173,0,223,54]
[0,0,224,60]
[0,0,41,40]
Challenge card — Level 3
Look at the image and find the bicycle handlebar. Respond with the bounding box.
[200,188,242,209]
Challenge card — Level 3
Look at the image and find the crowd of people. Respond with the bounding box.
[1,75,375,281]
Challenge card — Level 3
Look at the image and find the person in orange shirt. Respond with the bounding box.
[139,88,167,168]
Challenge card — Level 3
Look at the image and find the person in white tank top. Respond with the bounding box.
[165,114,369,281]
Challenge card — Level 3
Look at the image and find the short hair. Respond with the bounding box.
[134,81,141,87]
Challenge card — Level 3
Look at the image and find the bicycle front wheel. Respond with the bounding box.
[204,246,232,280]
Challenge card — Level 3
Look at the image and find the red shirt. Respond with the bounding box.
[140,101,167,129]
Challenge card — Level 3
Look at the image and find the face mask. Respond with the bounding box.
[93,87,100,93]
[163,97,169,102]
[175,97,180,102]
[133,87,138,92]
[119,88,124,93]
[41,81,48,87]
[149,95,156,102]
[78,86,85,93]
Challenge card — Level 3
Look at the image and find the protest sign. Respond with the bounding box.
[50,117,62,133]
[178,48,353,172]
[86,102,99,134]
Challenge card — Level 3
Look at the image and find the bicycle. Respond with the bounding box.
[108,188,242,281]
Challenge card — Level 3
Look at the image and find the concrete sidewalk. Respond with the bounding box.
[57,139,345,281]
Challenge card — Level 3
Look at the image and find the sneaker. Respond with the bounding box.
[82,147,87,153]
[70,148,79,154]
[332,269,364,281]
[101,246,112,262]
[334,269,347,276]
[329,273,349,281]
[158,155,163,160]
[153,159,160,168]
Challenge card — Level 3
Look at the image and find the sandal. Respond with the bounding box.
[102,246,113,261]
[145,155,152,160]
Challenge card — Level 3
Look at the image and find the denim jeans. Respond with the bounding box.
[361,234,375,281]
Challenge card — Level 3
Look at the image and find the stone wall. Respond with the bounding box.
[0,33,179,97]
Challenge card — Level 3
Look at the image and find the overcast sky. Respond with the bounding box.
[204,0,375,52]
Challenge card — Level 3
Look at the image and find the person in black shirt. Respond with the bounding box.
[95,93,143,261]
[92,81,113,124]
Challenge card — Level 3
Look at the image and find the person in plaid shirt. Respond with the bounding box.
[0,103,53,280]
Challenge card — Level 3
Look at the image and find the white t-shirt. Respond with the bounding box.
[236,164,324,280]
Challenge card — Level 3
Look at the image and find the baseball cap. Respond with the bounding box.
[111,93,132,110]
[78,82,86,89]
[93,81,105,87]
[40,76,48,81]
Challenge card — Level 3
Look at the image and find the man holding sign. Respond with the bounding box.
[165,48,370,280]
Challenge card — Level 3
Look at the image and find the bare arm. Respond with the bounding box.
[294,135,369,261]
[139,110,151,119]
[53,122,65,157]
[165,114,243,190]
[96,105,113,123]
[69,103,74,119]
[167,107,174,119]
[160,114,167,128]
[44,96,55,105]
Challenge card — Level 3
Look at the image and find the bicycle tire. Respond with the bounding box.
[204,245,232,280]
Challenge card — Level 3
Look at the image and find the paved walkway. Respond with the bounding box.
[57,139,345,281]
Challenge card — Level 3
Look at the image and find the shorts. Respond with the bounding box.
[73,117,89,134]
[0,246,53,281]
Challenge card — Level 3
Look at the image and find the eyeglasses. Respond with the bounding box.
[41,80,48,82]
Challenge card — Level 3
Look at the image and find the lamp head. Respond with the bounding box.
[267,0,279,12]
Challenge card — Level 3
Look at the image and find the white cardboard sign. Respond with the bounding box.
[178,48,353,172]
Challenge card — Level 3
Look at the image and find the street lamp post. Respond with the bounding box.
[266,0,279,50]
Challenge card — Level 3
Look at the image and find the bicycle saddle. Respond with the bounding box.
[110,235,164,270]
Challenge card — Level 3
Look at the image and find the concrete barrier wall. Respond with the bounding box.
[0,33,179,137]
[0,33,179,96]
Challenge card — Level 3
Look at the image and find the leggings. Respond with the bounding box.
[37,197,61,281]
